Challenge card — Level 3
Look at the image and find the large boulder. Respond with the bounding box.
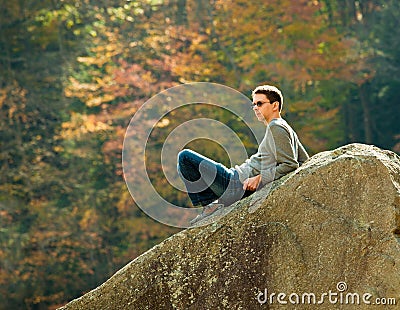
[60,143,400,309]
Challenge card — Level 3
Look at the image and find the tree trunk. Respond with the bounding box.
[344,100,355,143]
[176,0,187,26]
[359,82,373,144]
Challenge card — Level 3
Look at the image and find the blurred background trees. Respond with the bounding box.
[0,0,399,308]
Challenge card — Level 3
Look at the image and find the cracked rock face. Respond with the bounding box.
[60,143,400,309]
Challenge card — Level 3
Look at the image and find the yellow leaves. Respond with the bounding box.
[85,115,111,132]
[79,209,99,230]
[65,75,117,107]
[65,77,98,95]
[239,51,259,68]
[286,98,319,114]
[190,34,208,49]
[319,106,340,120]
[77,56,102,66]
[116,189,134,215]
[75,40,121,68]
[77,48,119,67]
[0,81,28,124]
[91,42,119,53]
[317,42,326,54]
[60,112,112,140]
[156,118,170,128]
[53,145,64,152]
[25,292,66,306]
[87,93,116,107]
[0,88,6,108]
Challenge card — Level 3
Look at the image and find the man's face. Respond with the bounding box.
[252,93,276,123]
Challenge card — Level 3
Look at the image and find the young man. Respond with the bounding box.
[177,85,309,224]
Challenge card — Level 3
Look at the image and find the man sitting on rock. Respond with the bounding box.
[177,85,309,225]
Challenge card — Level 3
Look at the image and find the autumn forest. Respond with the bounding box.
[1,0,400,309]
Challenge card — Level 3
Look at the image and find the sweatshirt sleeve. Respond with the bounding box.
[269,124,300,180]
[297,141,309,165]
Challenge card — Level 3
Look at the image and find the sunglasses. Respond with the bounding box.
[252,100,271,108]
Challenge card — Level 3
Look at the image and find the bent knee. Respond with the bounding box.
[177,149,191,164]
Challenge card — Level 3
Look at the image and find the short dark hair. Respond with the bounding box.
[252,85,283,112]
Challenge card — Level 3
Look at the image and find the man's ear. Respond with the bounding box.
[272,101,279,111]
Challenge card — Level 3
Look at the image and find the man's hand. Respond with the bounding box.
[242,175,261,191]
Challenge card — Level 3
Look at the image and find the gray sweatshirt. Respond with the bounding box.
[234,118,309,185]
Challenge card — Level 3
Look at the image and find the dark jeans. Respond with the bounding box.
[177,149,254,207]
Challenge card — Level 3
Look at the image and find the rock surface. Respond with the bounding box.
[59,143,400,309]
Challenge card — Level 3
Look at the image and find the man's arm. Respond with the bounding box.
[269,124,300,180]
[297,141,309,165]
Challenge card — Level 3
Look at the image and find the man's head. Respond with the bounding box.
[252,85,283,112]
[251,85,283,123]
